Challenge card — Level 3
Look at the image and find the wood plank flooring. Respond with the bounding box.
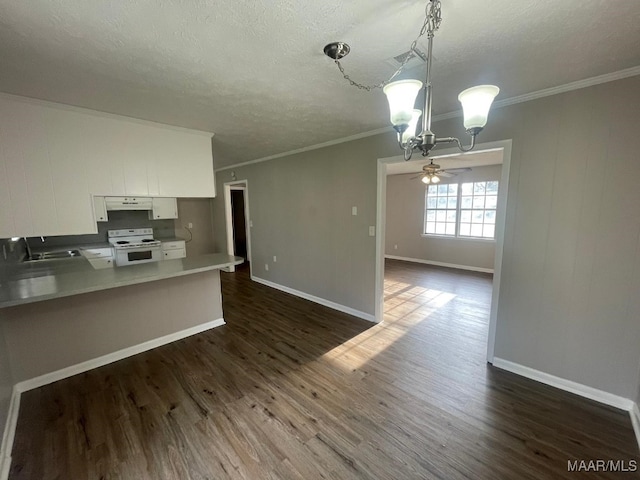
[9,260,640,479]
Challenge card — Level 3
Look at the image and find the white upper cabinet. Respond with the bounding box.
[0,94,215,237]
[150,197,178,220]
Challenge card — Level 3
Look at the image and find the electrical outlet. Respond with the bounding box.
[273,256,277,262]
[187,222,193,228]
[249,220,253,227]
[352,206,357,216]
[265,263,269,271]
[369,226,375,237]
[394,244,398,250]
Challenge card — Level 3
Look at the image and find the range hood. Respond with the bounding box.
[104,196,153,211]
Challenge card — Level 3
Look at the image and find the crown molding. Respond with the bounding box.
[215,126,392,172]
[216,65,640,171]
[435,65,640,122]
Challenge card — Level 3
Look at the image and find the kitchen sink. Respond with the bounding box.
[26,250,82,261]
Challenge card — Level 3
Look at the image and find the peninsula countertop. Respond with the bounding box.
[0,253,244,308]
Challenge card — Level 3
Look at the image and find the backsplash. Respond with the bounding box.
[0,211,176,265]
[1,198,216,264]
[37,211,177,247]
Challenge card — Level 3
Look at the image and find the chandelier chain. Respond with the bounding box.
[333,0,442,91]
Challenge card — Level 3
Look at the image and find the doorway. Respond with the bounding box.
[231,190,248,259]
[223,180,252,274]
[375,140,512,363]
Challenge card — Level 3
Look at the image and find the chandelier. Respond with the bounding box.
[324,0,499,161]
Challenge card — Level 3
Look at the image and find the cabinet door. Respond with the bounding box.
[150,197,178,219]
[156,131,215,197]
[163,248,186,260]
[93,196,109,222]
[43,108,96,235]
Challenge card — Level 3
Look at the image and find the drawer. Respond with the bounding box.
[161,240,185,251]
[88,258,114,269]
[81,247,114,259]
[163,248,186,260]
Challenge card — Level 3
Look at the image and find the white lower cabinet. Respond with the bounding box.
[162,240,186,260]
[80,246,115,269]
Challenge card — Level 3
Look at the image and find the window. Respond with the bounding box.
[424,180,499,239]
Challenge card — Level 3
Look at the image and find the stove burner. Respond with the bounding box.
[141,238,156,243]
[116,240,129,245]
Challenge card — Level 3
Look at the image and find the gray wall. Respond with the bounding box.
[385,165,501,270]
[636,365,640,407]
[213,75,640,401]
[175,198,216,257]
[2,270,223,382]
[213,133,397,315]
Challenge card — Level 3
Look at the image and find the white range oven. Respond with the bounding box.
[108,228,162,267]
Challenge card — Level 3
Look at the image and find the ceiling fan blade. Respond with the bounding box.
[442,168,472,174]
[438,171,456,178]
[410,174,424,180]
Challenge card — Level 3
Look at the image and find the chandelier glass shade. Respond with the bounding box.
[383,81,423,127]
[324,0,499,161]
[458,85,500,130]
[402,109,423,144]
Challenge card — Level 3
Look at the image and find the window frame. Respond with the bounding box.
[423,179,499,241]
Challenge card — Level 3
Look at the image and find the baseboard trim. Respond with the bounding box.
[492,358,634,411]
[385,255,494,274]
[0,387,20,480]
[0,318,226,480]
[16,317,226,394]
[631,403,640,452]
[251,276,376,323]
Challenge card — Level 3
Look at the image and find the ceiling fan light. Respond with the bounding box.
[421,175,430,184]
[402,109,422,144]
[458,85,500,131]
[431,175,441,184]
[383,79,423,128]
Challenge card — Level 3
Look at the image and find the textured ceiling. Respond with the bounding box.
[0,0,639,168]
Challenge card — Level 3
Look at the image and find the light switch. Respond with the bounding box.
[369,226,375,237]
[352,206,358,216]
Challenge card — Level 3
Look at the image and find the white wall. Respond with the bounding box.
[385,165,501,270]
[213,75,640,402]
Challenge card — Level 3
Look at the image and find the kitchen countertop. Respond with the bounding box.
[156,236,186,243]
[0,253,243,308]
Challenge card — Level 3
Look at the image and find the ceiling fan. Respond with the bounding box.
[411,159,471,184]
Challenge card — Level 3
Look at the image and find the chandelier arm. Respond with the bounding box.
[435,133,478,152]
[404,146,414,161]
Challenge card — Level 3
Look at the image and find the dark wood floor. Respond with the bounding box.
[10,260,639,479]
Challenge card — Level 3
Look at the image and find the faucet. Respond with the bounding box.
[23,237,32,261]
